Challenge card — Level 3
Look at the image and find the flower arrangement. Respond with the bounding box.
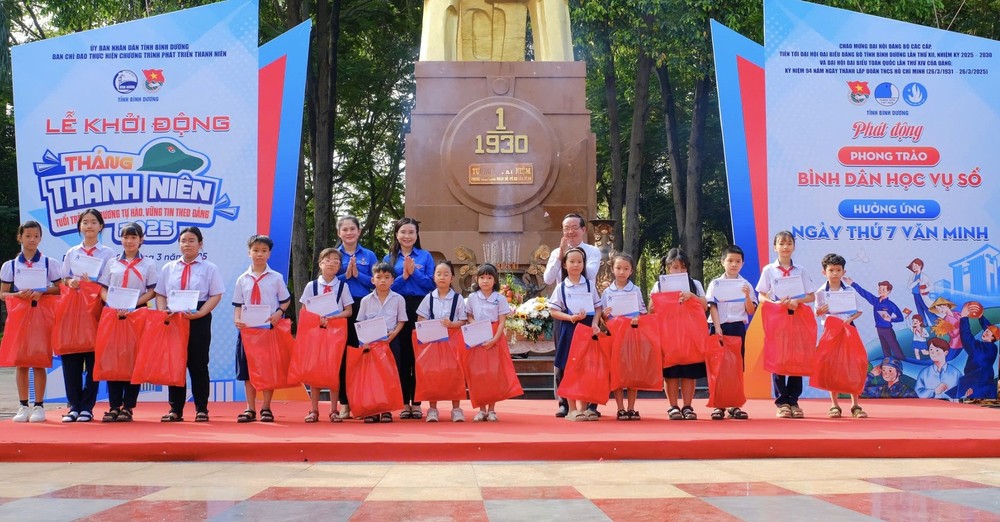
[506,296,553,343]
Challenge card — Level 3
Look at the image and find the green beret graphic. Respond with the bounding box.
[137,142,204,173]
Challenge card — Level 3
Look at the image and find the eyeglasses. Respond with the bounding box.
[562,226,582,233]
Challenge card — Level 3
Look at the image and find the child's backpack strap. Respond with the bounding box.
[449,293,459,322]
[337,280,346,301]
[312,279,318,297]
[428,293,435,320]
[560,283,569,313]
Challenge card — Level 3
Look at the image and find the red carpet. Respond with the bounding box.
[3,399,998,462]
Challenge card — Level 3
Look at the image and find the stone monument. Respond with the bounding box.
[406,0,598,292]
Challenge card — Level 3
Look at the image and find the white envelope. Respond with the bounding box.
[241,304,273,328]
[305,291,342,317]
[772,275,806,300]
[167,289,200,312]
[356,317,389,345]
[461,319,494,348]
[826,290,859,315]
[416,319,449,344]
[14,266,48,291]
[70,254,104,280]
[607,292,640,317]
[713,279,747,303]
[658,273,689,293]
[565,292,596,316]
[106,286,140,310]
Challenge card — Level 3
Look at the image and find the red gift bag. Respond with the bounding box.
[459,324,523,408]
[93,307,147,381]
[761,301,818,376]
[52,281,104,355]
[556,326,612,405]
[704,334,747,408]
[652,292,709,367]
[346,340,404,418]
[131,310,189,387]
[811,316,869,395]
[288,311,348,389]
[0,296,57,368]
[607,315,663,391]
[413,329,467,402]
[240,319,296,391]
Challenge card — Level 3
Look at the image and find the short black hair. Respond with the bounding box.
[247,234,274,250]
[721,245,744,262]
[821,253,846,269]
[372,261,394,275]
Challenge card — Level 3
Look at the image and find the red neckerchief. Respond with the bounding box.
[249,271,268,305]
[82,245,98,256]
[120,255,143,287]
[180,260,197,290]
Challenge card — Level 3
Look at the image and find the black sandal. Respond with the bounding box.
[628,410,640,421]
[195,411,209,422]
[616,409,629,421]
[260,409,274,423]
[364,415,379,423]
[237,409,256,423]
[711,408,725,420]
[681,405,697,420]
[727,407,749,420]
[161,411,183,423]
[102,409,120,423]
[379,412,393,423]
[667,406,683,420]
[117,408,134,422]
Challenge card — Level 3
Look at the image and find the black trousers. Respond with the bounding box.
[168,309,212,415]
[107,381,141,410]
[61,351,98,413]
[397,295,423,405]
[339,301,363,406]
[773,375,803,406]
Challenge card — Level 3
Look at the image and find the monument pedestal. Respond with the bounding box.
[405,61,597,267]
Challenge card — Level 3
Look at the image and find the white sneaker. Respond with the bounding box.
[487,411,498,422]
[473,411,488,422]
[337,406,351,419]
[426,407,439,422]
[12,405,30,423]
[29,405,47,423]
[451,408,465,422]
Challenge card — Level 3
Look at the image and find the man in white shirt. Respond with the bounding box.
[543,213,602,286]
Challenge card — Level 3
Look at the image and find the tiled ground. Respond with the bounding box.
[0,460,998,521]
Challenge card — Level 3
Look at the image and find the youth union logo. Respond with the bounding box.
[847,81,870,105]
[142,69,165,92]
[903,83,927,107]
[113,70,138,94]
[873,82,899,106]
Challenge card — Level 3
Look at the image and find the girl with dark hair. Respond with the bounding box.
[97,222,159,422]
[1,221,62,423]
[650,248,708,421]
[60,209,116,423]
[154,226,225,422]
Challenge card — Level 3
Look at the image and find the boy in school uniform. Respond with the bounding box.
[706,245,758,420]
[233,235,291,423]
[299,247,354,422]
[816,254,868,418]
[355,262,407,422]
[755,231,817,419]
